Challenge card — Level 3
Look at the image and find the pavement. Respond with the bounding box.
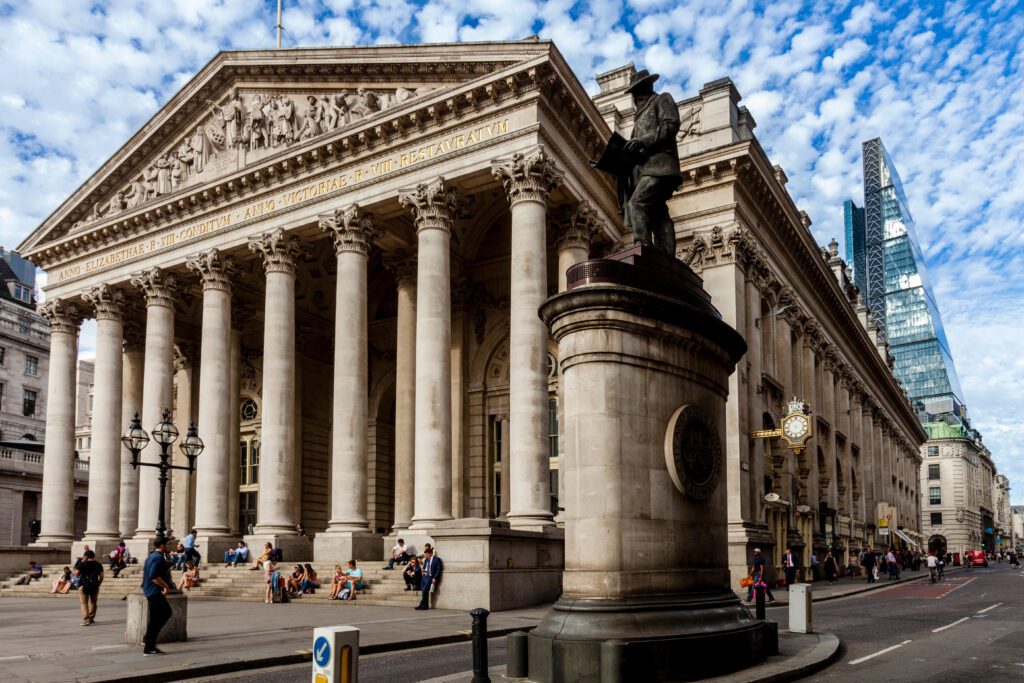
[0,564,991,682]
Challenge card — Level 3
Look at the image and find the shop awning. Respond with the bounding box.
[894,528,918,547]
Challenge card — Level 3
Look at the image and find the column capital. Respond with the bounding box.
[129,267,178,308]
[82,284,127,322]
[38,298,83,334]
[174,341,198,372]
[555,201,602,251]
[248,228,302,275]
[319,204,382,256]
[398,176,461,233]
[492,146,563,205]
[382,248,417,288]
[123,319,145,352]
[186,249,236,292]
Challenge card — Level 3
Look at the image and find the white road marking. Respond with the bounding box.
[932,616,971,633]
[977,603,1003,614]
[849,640,912,665]
[0,655,29,662]
[91,644,129,652]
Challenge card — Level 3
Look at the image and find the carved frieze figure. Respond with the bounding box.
[621,69,682,254]
[190,125,207,173]
[317,93,340,130]
[271,96,295,147]
[223,89,244,147]
[299,96,322,140]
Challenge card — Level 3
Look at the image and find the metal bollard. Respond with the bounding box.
[755,579,766,620]
[471,608,490,683]
[600,639,626,683]
[506,631,529,678]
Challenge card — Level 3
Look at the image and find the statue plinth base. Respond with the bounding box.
[532,247,769,682]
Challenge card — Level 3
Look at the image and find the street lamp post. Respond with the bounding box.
[122,408,204,541]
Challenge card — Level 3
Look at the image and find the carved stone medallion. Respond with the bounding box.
[664,404,722,501]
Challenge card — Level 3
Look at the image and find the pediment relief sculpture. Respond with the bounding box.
[72,85,439,232]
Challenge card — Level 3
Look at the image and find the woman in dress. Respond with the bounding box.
[50,566,72,594]
[823,550,840,584]
[328,565,346,600]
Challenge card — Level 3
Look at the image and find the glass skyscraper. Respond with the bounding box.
[844,138,964,413]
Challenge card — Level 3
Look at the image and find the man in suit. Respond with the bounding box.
[415,547,443,610]
[783,547,799,587]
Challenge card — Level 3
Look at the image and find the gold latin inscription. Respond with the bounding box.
[56,118,513,283]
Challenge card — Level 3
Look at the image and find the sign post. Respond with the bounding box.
[312,626,359,683]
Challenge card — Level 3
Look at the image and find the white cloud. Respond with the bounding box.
[0,0,1022,503]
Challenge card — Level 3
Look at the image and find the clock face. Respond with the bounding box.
[784,415,809,440]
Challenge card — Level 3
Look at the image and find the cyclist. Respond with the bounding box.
[926,551,938,583]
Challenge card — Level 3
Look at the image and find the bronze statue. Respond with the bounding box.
[593,70,682,255]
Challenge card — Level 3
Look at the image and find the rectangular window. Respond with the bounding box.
[928,464,940,480]
[929,486,941,505]
[22,389,37,417]
[548,398,559,459]
[927,445,939,457]
[0,346,5,365]
[25,355,38,375]
[930,512,942,526]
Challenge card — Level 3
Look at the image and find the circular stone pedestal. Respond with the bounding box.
[125,591,188,645]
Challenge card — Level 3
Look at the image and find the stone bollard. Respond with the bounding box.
[506,631,529,678]
[124,590,188,644]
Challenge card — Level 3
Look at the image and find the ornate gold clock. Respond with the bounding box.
[751,398,813,456]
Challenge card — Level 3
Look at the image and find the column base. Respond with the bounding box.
[527,592,770,683]
[125,590,188,645]
[313,530,383,563]
[125,537,164,563]
[194,534,242,566]
[30,537,73,550]
[428,518,564,611]
[244,533,312,562]
[507,511,557,532]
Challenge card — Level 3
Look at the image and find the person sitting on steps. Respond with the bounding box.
[343,560,363,600]
[328,565,346,600]
[250,542,273,570]
[299,563,319,594]
[403,556,422,591]
[384,538,411,570]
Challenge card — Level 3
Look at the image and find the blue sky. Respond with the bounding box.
[1,0,1022,503]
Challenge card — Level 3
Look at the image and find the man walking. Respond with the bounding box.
[745,548,776,603]
[76,549,104,625]
[783,547,799,587]
[863,546,877,583]
[142,538,173,655]
[415,547,443,610]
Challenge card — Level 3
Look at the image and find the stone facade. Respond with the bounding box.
[21,42,924,599]
[918,434,995,556]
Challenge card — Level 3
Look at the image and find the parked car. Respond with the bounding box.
[965,550,988,567]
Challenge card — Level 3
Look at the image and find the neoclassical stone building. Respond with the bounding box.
[22,41,923,589]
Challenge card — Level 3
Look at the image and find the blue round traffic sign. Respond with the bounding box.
[313,635,331,668]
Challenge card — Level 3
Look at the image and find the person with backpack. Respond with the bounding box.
[75,550,104,626]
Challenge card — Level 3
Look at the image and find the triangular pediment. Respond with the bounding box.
[20,41,557,258]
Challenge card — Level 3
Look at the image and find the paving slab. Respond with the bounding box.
[0,595,546,682]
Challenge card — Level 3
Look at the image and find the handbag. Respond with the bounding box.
[739,576,754,588]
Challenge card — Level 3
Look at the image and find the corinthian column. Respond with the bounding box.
[35,299,82,545]
[383,250,417,532]
[81,285,126,549]
[119,320,145,538]
[248,229,306,552]
[129,268,177,540]
[399,177,460,530]
[492,147,563,529]
[187,249,237,553]
[555,201,601,292]
[313,205,385,560]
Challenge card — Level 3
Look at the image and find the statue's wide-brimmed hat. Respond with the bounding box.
[625,69,660,94]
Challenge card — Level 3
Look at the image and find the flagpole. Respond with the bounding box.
[276,0,283,49]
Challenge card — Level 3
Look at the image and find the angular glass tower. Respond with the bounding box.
[846,138,965,412]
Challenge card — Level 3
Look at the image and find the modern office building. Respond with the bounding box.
[845,138,1008,556]
[844,138,965,415]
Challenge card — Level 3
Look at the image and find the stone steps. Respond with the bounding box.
[0,561,420,604]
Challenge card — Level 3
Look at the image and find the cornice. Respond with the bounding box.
[22,47,561,264]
